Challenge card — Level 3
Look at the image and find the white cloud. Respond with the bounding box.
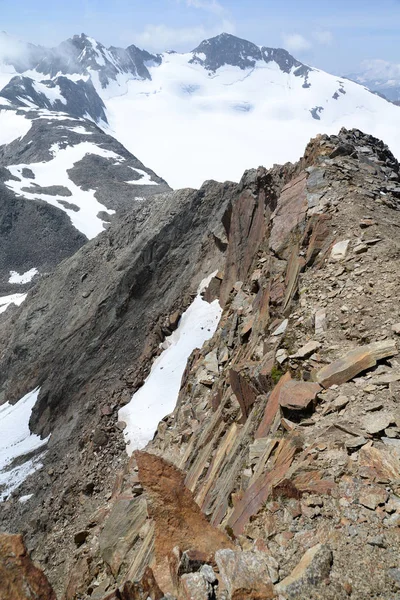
[135,19,236,52]
[282,33,311,52]
[313,30,333,45]
[186,0,225,15]
[282,30,334,53]
[359,58,400,80]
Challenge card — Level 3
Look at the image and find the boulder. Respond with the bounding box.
[135,452,233,590]
[215,549,276,599]
[316,340,397,388]
[330,239,350,261]
[0,533,56,600]
[278,380,321,412]
[275,544,333,597]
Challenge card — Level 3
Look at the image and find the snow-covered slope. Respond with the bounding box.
[1,32,400,188]
[104,46,400,188]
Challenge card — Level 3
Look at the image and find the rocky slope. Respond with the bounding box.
[1,128,400,599]
[0,103,169,296]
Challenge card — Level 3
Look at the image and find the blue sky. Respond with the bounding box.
[2,0,400,74]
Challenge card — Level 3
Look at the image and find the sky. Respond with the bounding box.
[1,0,400,75]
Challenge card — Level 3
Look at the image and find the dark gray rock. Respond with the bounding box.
[0,76,107,123]
[0,178,237,440]
[190,33,311,84]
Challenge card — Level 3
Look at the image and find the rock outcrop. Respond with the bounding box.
[2,128,400,600]
[0,533,56,600]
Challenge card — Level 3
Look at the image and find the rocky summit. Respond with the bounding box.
[1,127,400,600]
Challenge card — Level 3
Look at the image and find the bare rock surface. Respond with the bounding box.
[0,533,56,600]
[2,128,400,600]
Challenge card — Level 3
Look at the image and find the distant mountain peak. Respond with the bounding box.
[190,31,311,79]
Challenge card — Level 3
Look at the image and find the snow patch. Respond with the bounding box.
[65,126,93,135]
[0,293,27,314]
[5,142,119,238]
[101,53,400,189]
[0,109,31,145]
[32,80,67,105]
[19,494,33,503]
[9,268,38,284]
[119,274,222,454]
[0,389,49,502]
[126,167,158,186]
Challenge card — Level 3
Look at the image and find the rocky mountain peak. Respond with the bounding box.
[191,32,263,71]
[190,31,311,81]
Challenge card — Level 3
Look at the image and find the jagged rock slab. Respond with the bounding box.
[135,452,233,592]
[228,432,303,535]
[275,544,333,597]
[316,341,398,388]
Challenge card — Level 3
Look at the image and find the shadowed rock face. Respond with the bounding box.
[0,533,56,600]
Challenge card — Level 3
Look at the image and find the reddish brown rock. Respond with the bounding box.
[119,568,164,600]
[135,452,233,590]
[358,445,400,483]
[269,173,308,258]
[304,213,331,266]
[283,250,305,312]
[316,340,398,388]
[279,379,321,412]
[0,533,56,600]
[220,181,267,307]
[229,367,259,420]
[64,555,91,600]
[255,372,291,439]
[228,432,303,536]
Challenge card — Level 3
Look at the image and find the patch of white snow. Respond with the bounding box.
[9,268,38,284]
[0,109,31,145]
[0,389,49,502]
[119,274,222,454]
[0,293,27,314]
[126,167,158,186]
[5,142,119,238]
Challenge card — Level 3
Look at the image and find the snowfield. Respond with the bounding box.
[102,55,400,188]
[0,388,49,502]
[5,142,119,238]
[119,275,222,454]
[0,108,31,145]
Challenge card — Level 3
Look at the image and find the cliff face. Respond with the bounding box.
[2,128,400,599]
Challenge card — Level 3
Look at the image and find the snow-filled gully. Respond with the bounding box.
[0,388,49,502]
[119,274,222,454]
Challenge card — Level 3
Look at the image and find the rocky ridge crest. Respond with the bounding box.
[1,128,400,599]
